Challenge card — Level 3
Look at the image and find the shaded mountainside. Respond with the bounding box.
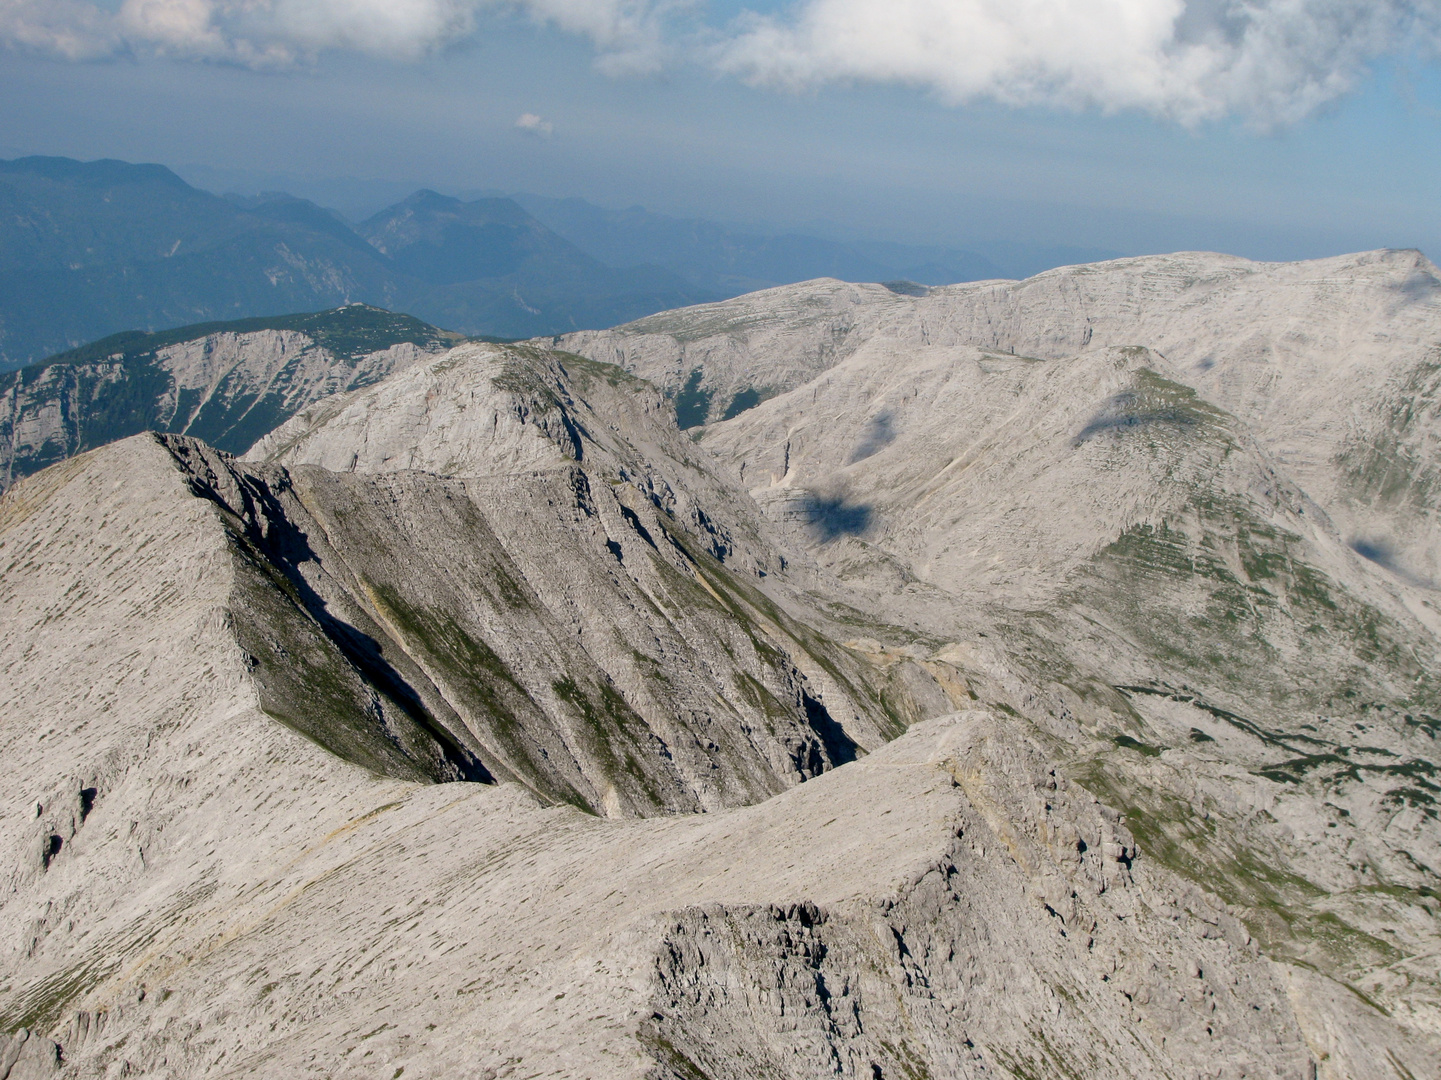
[357,189,711,342]
[361,190,600,283]
[0,157,707,367]
[0,158,399,367]
[0,305,461,492]
[1,256,1439,1077]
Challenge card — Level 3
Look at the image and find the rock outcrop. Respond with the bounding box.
[2,253,1439,1078]
[0,305,458,493]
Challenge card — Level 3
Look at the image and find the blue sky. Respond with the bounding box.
[1,0,1439,262]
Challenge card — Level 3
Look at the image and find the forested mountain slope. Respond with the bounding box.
[0,157,705,367]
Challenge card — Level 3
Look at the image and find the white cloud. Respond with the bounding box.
[0,0,680,67]
[1,0,1436,124]
[517,0,687,72]
[0,0,120,59]
[515,111,554,136]
[715,0,1441,126]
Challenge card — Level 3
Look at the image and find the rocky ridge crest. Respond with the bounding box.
[0,305,457,493]
[1,254,1438,1077]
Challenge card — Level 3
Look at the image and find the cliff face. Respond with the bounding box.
[0,305,453,493]
[1,254,1438,1078]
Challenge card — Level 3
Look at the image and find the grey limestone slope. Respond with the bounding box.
[560,249,1441,589]
[558,278,909,427]
[0,372,1377,1079]
[3,277,1441,1077]
[242,342,936,809]
[700,332,1441,1016]
[0,438,1370,1076]
[0,305,458,494]
[562,259,1441,1065]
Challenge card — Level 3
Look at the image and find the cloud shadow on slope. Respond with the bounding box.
[798,492,874,541]
[1350,537,1437,590]
[847,411,897,464]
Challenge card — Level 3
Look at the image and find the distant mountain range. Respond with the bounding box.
[0,157,707,369]
[0,155,1117,370]
[508,194,1003,295]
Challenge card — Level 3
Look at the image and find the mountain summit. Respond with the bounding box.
[1,251,1437,1078]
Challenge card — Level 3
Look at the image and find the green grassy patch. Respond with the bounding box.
[1072,757,1404,978]
[1112,734,1162,757]
[550,676,665,810]
[363,581,591,809]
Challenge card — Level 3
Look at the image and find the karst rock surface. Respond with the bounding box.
[563,248,1441,587]
[1,253,1439,1079]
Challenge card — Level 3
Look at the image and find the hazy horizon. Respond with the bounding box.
[2,1,1439,268]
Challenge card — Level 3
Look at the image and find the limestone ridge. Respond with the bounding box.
[3,255,1440,1077]
[562,248,1441,588]
[0,345,983,1077]
[559,254,1441,1072]
[173,434,878,814]
[0,304,460,494]
[0,547,1358,1080]
[88,342,910,814]
[157,436,493,787]
[643,719,1315,1080]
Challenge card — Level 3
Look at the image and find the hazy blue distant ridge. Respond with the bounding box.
[0,154,1120,372]
[0,157,704,369]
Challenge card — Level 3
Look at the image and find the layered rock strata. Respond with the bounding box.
[2,255,1439,1077]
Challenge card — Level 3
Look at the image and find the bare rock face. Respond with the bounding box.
[2,255,1439,1078]
[0,495,1345,1079]
[643,717,1316,1080]
[0,1030,61,1079]
[0,305,455,493]
[562,249,1441,587]
[559,252,1441,1075]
